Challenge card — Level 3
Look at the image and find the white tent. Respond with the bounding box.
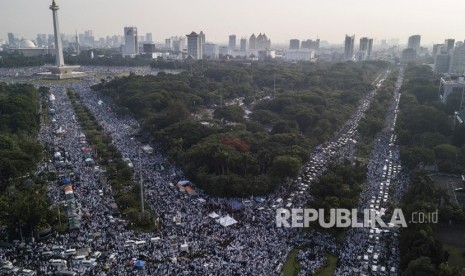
[216,215,237,227]
[180,241,189,252]
[49,94,56,101]
[208,212,220,219]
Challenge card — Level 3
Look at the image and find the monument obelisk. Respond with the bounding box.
[50,0,65,67]
[42,0,86,79]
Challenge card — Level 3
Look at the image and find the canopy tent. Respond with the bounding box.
[141,145,153,154]
[177,180,192,186]
[255,197,265,203]
[208,212,220,219]
[64,184,73,194]
[49,94,56,101]
[85,158,95,165]
[61,178,72,185]
[184,186,197,196]
[134,260,146,269]
[227,199,243,211]
[180,242,189,252]
[216,215,238,227]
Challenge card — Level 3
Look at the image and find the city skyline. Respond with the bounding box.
[1,0,464,45]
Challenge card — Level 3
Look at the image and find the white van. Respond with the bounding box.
[81,260,97,267]
[49,259,67,266]
[64,248,76,256]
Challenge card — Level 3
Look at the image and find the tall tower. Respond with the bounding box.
[407,35,421,52]
[50,0,65,67]
[123,27,138,57]
[344,35,355,61]
[229,35,236,50]
[40,0,86,79]
[186,32,201,59]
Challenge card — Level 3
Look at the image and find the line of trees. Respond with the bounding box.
[0,83,62,241]
[94,61,388,197]
[399,173,462,276]
[67,90,156,231]
[397,65,465,173]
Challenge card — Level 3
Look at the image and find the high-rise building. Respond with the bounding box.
[199,31,205,48]
[165,38,172,50]
[240,38,247,52]
[7,33,15,46]
[449,44,465,74]
[407,35,421,52]
[301,39,320,50]
[143,43,156,54]
[434,44,451,73]
[256,33,271,49]
[187,31,202,59]
[401,48,417,64]
[358,37,373,61]
[146,33,153,43]
[289,39,300,50]
[204,43,219,59]
[445,39,455,52]
[123,26,138,57]
[83,30,94,47]
[249,34,257,50]
[344,35,355,61]
[433,44,446,57]
[172,36,185,52]
[229,35,236,50]
[36,34,47,47]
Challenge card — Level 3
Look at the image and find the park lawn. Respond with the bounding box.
[283,248,301,276]
[314,252,338,276]
[443,243,465,270]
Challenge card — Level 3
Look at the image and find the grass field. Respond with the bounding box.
[283,248,301,276]
[315,253,338,276]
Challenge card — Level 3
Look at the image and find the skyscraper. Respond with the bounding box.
[344,35,355,61]
[146,33,153,43]
[450,44,465,74]
[249,34,257,50]
[289,39,300,50]
[301,39,320,50]
[358,37,373,61]
[240,37,247,52]
[123,26,138,57]
[445,39,455,52]
[7,33,15,46]
[407,35,421,52]
[229,35,236,50]
[187,32,202,59]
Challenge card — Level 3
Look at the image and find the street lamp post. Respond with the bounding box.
[138,150,144,214]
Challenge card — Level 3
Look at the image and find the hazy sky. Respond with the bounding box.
[1,0,464,45]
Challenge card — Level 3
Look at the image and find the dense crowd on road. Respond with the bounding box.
[335,69,406,275]
[0,66,408,275]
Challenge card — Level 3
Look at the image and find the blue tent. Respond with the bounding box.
[60,177,71,185]
[228,199,243,211]
[255,197,265,203]
[134,260,146,269]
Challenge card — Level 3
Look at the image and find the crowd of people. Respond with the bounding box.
[0,66,409,275]
[335,68,407,275]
